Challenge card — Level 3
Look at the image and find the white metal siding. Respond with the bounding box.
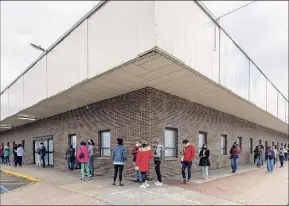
[23,57,47,109]
[0,90,9,120]
[87,1,155,78]
[155,1,220,83]
[8,76,24,116]
[46,20,88,98]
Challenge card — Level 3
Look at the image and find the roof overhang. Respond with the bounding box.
[1,48,288,134]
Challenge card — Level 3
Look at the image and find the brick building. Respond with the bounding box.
[1,1,288,177]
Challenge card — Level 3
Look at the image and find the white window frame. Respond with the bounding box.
[165,128,177,157]
[221,134,227,155]
[198,132,207,152]
[100,130,111,157]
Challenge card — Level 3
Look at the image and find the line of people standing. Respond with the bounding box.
[0,144,24,167]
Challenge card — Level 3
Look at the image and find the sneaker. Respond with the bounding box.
[183,179,187,184]
[139,183,147,188]
[187,179,190,183]
[144,181,150,187]
[155,181,162,186]
[133,179,139,182]
[87,176,91,180]
[80,178,85,181]
[112,182,116,186]
[119,183,124,186]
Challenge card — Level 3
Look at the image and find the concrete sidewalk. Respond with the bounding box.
[0,164,246,205]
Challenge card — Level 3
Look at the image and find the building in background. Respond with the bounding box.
[0,1,288,176]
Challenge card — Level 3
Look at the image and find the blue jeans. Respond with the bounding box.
[231,157,239,172]
[4,156,10,165]
[267,158,274,172]
[89,156,94,177]
[279,156,285,167]
[256,156,262,166]
[133,162,141,180]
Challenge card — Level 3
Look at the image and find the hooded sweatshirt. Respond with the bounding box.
[154,145,163,162]
[4,147,10,157]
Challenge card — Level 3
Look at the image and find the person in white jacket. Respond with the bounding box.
[16,144,24,167]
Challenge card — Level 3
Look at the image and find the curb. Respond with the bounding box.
[1,169,40,182]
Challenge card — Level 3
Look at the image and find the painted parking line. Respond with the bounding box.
[0,184,10,193]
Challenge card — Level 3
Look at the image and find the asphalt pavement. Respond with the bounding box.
[0,172,32,194]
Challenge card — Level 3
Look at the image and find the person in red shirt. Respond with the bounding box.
[180,139,196,184]
[135,141,153,188]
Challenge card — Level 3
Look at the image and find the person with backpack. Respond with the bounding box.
[65,145,76,170]
[152,140,163,186]
[112,138,127,186]
[76,141,91,181]
[180,139,196,184]
[265,146,275,173]
[229,142,241,173]
[199,144,210,180]
[39,142,46,168]
[279,146,285,167]
[135,141,153,188]
[131,141,141,182]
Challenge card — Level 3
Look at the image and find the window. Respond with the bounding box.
[237,137,242,150]
[68,134,77,149]
[22,140,25,150]
[165,128,178,157]
[259,139,262,145]
[100,131,111,157]
[249,138,253,154]
[198,132,207,152]
[7,142,10,148]
[221,135,227,155]
[265,141,268,149]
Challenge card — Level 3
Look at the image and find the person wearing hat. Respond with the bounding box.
[3,145,11,166]
[112,138,127,186]
[76,141,91,181]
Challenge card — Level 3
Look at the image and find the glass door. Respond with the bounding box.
[33,137,54,167]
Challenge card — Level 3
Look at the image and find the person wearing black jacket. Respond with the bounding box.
[199,144,210,180]
[13,144,18,167]
[65,145,76,170]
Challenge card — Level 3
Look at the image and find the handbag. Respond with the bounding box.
[79,148,85,159]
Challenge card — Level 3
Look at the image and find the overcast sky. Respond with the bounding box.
[1,1,288,99]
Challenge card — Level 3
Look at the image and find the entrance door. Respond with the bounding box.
[33,136,54,166]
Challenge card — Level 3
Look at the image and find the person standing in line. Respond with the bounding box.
[272,145,278,165]
[260,145,265,166]
[88,139,95,177]
[199,144,210,180]
[180,139,196,184]
[152,140,163,186]
[132,141,141,183]
[3,146,11,166]
[76,141,91,181]
[284,144,288,161]
[229,142,241,173]
[265,146,275,173]
[112,138,127,186]
[253,146,259,164]
[136,141,153,188]
[65,145,75,170]
[39,142,47,168]
[13,144,18,167]
[0,145,4,164]
[255,145,263,168]
[279,146,285,167]
[36,145,42,167]
[15,144,24,167]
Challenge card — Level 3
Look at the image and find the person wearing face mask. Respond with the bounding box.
[88,139,95,177]
[132,141,141,183]
[229,142,241,173]
[152,140,163,186]
[198,144,210,180]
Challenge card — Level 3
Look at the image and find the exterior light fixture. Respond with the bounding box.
[0,124,12,129]
[17,114,36,121]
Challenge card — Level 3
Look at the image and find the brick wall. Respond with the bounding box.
[0,87,287,178]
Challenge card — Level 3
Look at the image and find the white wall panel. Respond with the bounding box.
[249,62,266,110]
[155,1,219,82]
[47,20,88,98]
[87,1,155,78]
[277,93,286,122]
[23,57,47,109]
[8,76,24,116]
[0,90,9,120]
[267,81,278,117]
